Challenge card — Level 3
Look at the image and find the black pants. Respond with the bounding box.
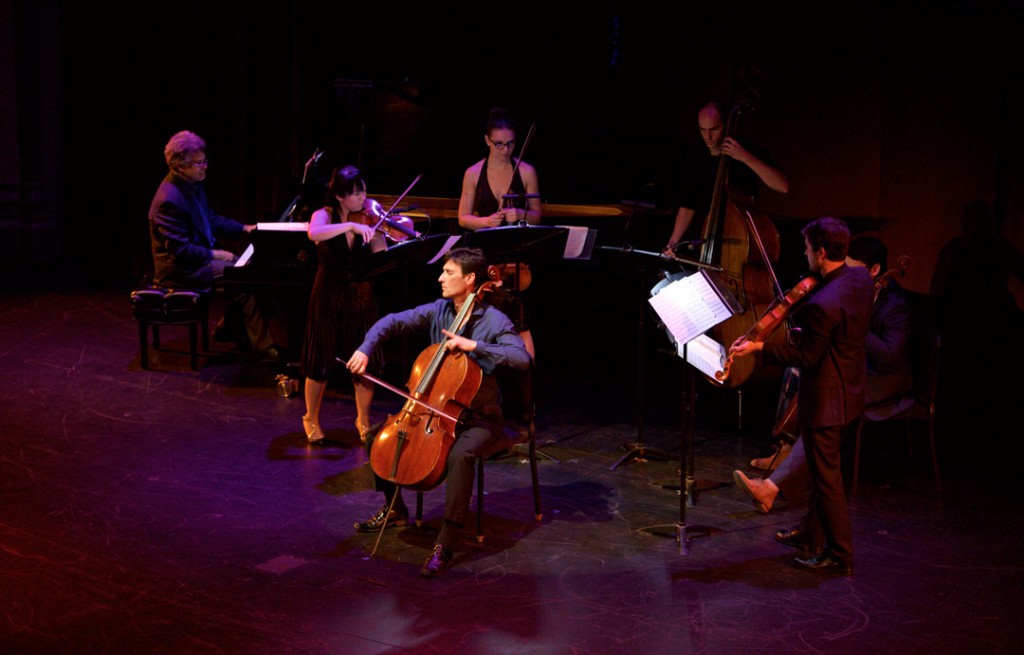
[366,418,501,549]
[801,422,854,565]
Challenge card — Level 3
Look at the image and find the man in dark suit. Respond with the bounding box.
[148,130,275,357]
[734,236,913,512]
[729,217,873,575]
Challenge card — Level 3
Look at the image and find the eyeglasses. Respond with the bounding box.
[184,159,208,168]
[487,137,515,150]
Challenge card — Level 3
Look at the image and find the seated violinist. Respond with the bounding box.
[346,247,532,577]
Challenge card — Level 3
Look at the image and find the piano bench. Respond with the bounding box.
[130,278,210,370]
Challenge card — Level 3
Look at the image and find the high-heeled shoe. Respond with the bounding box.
[302,416,325,444]
[355,420,372,443]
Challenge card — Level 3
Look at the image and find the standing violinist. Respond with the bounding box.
[299,165,383,445]
[733,235,914,514]
[346,247,532,577]
[458,107,541,359]
[729,217,873,576]
[662,101,789,257]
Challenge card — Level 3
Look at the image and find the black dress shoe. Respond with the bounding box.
[354,505,409,533]
[212,323,249,348]
[793,552,853,576]
[774,526,808,549]
[420,544,453,577]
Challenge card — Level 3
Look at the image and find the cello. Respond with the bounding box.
[698,96,789,388]
[366,279,500,492]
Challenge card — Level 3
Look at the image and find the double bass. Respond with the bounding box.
[698,96,789,388]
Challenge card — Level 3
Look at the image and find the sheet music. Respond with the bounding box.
[255,222,308,232]
[682,334,728,380]
[648,270,735,346]
[426,234,463,264]
[234,244,254,267]
[558,225,591,259]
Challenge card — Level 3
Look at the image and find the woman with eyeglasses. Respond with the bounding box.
[457,107,542,359]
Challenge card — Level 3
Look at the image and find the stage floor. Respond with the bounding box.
[1,288,1020,654]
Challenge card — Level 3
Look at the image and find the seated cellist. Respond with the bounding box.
[345,247,531,578]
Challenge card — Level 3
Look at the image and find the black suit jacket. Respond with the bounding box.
[148,173,246,288]
[865,281,913,406]
[762,264,874,428]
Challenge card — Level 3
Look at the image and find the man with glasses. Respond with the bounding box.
[662,101,789,256]
[148,130,276,358]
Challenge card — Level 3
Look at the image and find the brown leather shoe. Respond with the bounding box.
[732,470,777,513]
[420,544,453,577]
[354,504,409,533]
[751,442,792,470]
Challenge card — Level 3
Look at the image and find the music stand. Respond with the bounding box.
[596,246,698,471]
[354,234,453,281]
[645,268,740,554]
[457,224,572,332]
[461,224,571,263]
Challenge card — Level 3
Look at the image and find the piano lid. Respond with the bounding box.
[372,195,637,220]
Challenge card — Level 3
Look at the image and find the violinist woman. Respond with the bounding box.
[457,107,541,359]
[346,247,531,577]
[300,165,383,445]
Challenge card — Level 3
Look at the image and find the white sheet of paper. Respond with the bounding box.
[647,271,734,346]
[681,334,727,380]
[234,243,254,267]
[255,222,308,232]
[427,234,464,265]
[557,225,590,259]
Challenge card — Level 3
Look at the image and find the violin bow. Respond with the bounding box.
[383,173,422,217]
[503,122,537,215]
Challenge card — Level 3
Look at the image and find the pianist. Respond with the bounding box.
[148,130,276,358]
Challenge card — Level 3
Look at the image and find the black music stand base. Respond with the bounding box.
[656,476,731,507]
[637,522,724,556]
[610,442,673,471]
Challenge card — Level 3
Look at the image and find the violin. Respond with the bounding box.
[352,198,422,247]
[367,280,500,492]
[715,275,818,383]
[487,262,532,292]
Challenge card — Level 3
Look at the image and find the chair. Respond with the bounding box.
[415,364,543,543]
[851,300,942,501]
[130,275,210,370]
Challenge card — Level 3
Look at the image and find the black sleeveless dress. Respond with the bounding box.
[472,158,531,331]
[300,213,381,382]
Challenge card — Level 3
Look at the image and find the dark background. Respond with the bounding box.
[4,1,1021,297]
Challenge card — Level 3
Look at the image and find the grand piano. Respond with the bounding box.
[220,197,671,356]
[221,222,318,356]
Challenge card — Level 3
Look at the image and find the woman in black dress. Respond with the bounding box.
[457,107,542,359]
[300,165,384,443]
